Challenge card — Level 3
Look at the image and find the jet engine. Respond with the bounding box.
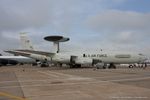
[30,54,50,62]
[30,54,51,67]
[30,54,45,61]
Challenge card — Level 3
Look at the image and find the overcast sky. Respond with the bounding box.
[0,0,150,56]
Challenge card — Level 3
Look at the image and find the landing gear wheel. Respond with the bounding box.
[128,65,133,68]
[32,63,37,66]
[70,64,81,68]
[113,65,116,69]
[40,63,49,67]
[108,63,116,69]
[103,66,106,69]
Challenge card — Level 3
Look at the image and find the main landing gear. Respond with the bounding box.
[96,63,116,69]
[70,64,81,68]
[108,63,116,69]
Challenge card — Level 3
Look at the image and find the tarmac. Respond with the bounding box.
[0,65,150,100]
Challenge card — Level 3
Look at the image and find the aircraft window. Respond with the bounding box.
[115,54,131,58]
[83,54,86,57]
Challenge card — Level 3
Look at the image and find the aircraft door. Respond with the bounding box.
[70,56,77,64]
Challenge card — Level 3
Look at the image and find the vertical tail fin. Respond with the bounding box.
[20,32,34,50]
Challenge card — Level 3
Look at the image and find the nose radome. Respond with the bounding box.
[143,56,148,61]
[140,55,147,61]
[138,53,147,62]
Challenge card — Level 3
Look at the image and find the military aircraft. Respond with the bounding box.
[5,33,147,68]
[0,33,36,67]
[0,55,36,66]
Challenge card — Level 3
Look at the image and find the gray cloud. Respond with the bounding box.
[85,10,150,32]
[0,0,149,56]
[0,0,105,54]
[0,0,52,54]
[0,0,51,32]
[0,32,19,55]
[85,10,150,45]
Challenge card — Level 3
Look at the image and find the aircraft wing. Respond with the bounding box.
[5,50,31,57]
[5,49,55,57]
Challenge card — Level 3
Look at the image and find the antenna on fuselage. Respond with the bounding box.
[44,35,70,53]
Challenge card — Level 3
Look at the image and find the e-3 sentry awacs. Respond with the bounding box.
[5,33,147,68]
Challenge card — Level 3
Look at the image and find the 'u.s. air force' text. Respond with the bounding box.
[83,54,107,57]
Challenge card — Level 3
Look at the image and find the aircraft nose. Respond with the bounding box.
[139,53,147,62]
[142,56,147,61]
[144,57,148,61]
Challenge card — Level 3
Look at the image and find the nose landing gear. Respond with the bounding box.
[129,63,147,69]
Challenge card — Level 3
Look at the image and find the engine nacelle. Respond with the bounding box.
[30,54,50,61]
